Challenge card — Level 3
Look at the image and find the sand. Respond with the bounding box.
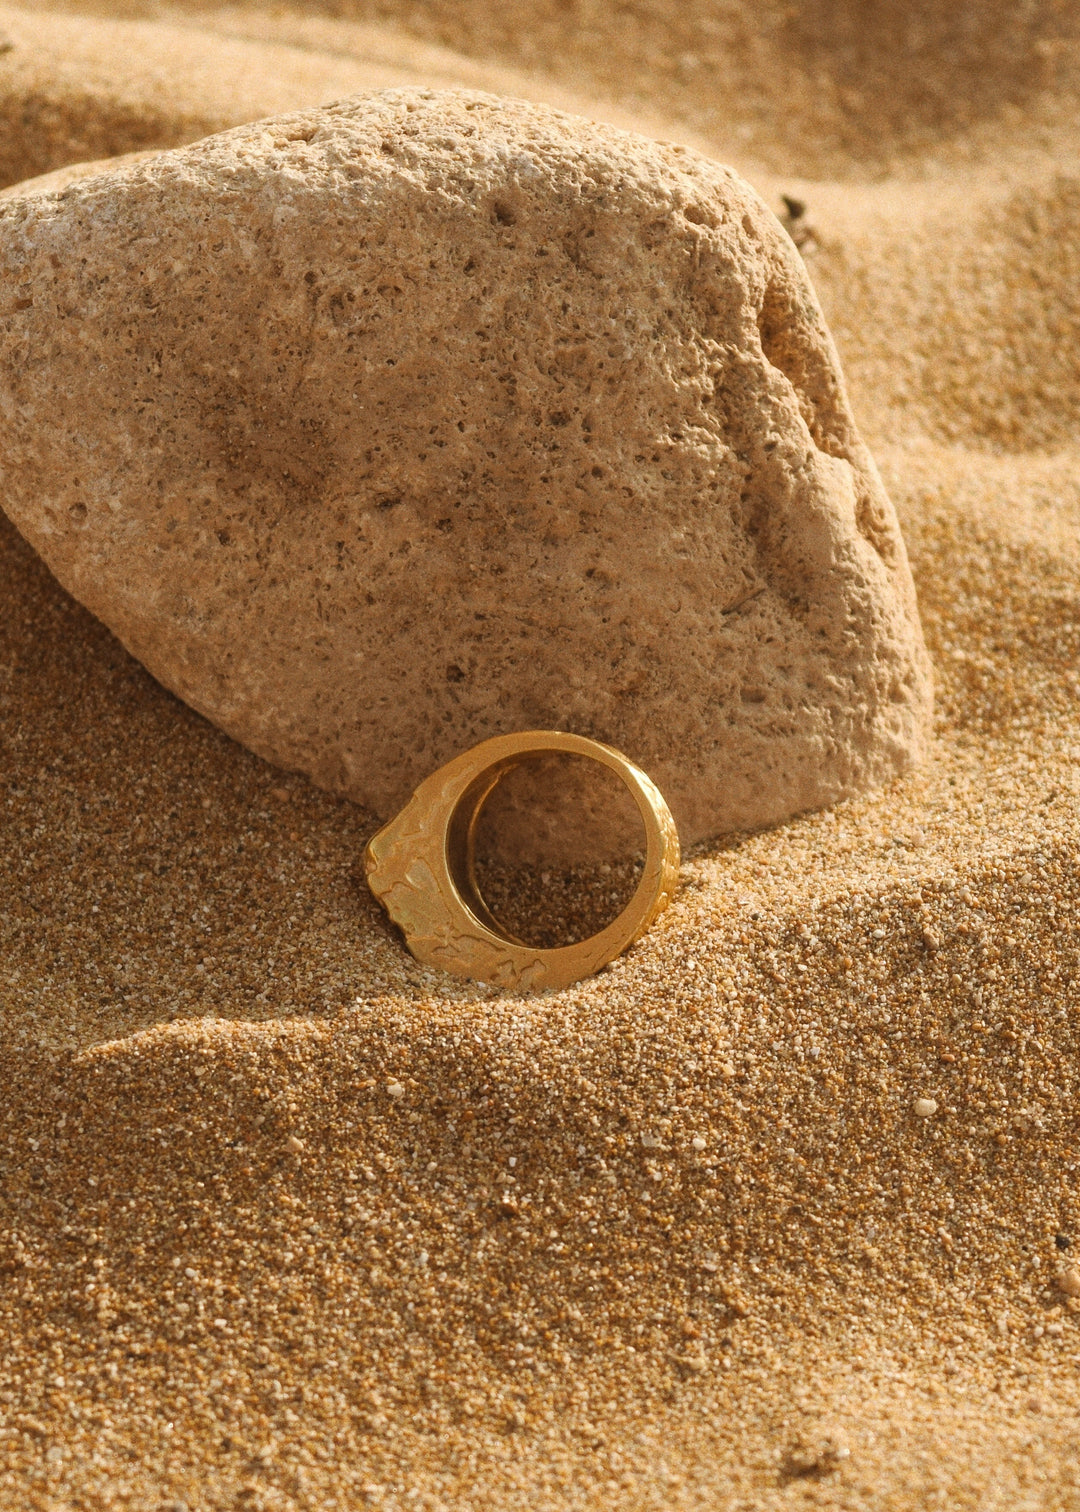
[1,3,1080,1510]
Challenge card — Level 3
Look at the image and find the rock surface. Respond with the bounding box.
[0,148,164,202]
[0,89,931,848]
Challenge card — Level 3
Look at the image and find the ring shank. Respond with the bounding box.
[365,730,680,991]
[446,757,532,944]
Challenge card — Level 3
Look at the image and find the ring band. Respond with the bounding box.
[364,731,680,991]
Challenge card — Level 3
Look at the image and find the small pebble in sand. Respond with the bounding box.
[692,1136,707,1151]
[387,1082,405,1100]
[914,1097,938,1118]
[784,1436,850,1476]
[1054,1266,1080,1298]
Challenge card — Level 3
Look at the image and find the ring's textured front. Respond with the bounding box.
[364,731,680,991]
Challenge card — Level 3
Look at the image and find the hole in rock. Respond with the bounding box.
[757,281,809,401]
[460,751,646,950]
[756,279,847,463]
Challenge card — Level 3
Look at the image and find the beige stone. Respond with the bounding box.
[1056,1267,1080,1299]
[0,89,931,849]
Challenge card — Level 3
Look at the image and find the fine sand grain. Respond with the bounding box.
[2,4,1080,1510]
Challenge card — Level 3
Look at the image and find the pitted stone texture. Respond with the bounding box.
[0,90,931,848]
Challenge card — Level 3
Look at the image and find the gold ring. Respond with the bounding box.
[364,731,680,992]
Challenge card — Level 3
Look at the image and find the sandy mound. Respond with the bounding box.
[0,4,566,189]
[0,4,708,192]
[806,171,1080,451]
[54,0,1080,176]
[0,3,1078,1510]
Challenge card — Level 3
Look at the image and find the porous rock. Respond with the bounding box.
[0,90,931,850]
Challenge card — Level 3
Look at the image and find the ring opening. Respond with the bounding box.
[447,749,648,950]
